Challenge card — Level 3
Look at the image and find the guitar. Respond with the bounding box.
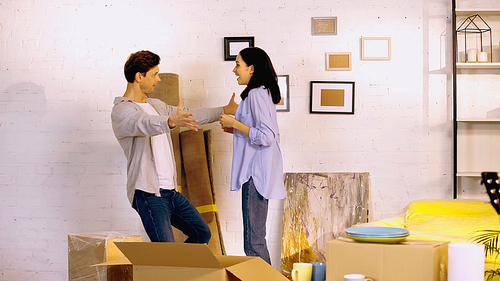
[481,172,500,215]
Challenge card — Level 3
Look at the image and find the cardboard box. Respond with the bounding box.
[326,239,448,281]
[94,242,288,281]
[68,232,142,281]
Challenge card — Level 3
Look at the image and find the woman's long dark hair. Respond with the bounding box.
[239,47,281,104]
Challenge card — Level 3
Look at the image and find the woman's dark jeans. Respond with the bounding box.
[242,177,271,264]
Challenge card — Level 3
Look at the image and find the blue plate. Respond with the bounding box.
[347,235,408,243]
[345,226,409,238]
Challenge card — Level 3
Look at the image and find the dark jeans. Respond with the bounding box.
[242,177,271,264]
[132,189,211,243]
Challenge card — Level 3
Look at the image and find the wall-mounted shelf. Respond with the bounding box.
[457,62,500,68]
[457,118,500,122]
[457,172,483,177]
[456,9,500,16]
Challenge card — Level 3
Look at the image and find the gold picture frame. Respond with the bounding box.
[326,52,352,71]
[361,37,391,61]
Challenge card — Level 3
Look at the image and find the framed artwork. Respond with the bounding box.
[310,81,355,114]
[326,52,352,71]
[281,172,369,274]
[361,37,391,60]
[311,17,337,35]
[277,75,290,112]
[224,37,254,61]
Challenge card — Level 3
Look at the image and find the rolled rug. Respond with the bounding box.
[180,129,214,223]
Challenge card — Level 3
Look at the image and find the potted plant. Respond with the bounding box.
[472,230,500,281]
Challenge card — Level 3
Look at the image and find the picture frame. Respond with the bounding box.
[277,75,290,112]
[361,37,391,60]
[224,37,254,61]
[310,81,355,114]
[311,17,337,35]
[326,52,352,71]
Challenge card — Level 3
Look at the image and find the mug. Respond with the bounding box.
[291,263,313,281]
[311,262,326,281]
[344,274,373,281]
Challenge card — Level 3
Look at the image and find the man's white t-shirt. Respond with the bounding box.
[135,102,176,190]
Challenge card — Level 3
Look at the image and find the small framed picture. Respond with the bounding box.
[224,37,255,61]
[361,37,391,61]
[311,17,337,35]
[310,81,355,114]
[277,75,290,112]
[326,52,352,71]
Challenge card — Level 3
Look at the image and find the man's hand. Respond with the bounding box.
[168,98,199,131]
[223,93,238,115]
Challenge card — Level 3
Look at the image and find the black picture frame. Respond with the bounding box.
[224,37,255,61]
[310,81,355,114]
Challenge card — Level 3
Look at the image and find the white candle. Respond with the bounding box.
[448,242,484,281]
[458,51,466,63]
[467,49,478,62]
[478,52,488,62]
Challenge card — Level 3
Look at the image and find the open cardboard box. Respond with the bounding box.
[327,238,448,281]
[94,242,288,281]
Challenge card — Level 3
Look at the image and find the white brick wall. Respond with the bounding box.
[1,0,493,280]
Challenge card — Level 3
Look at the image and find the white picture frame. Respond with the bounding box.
[361,37,391,61]
[277,75,290,112]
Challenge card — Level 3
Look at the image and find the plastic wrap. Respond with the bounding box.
[68,231,142,281]
[357,200,500,264]
[280,173,369,278]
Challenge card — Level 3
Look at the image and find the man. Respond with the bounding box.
[111,50,237,243]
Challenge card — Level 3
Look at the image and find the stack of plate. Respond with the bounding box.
[344,226,409,243]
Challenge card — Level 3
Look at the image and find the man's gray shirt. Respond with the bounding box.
[111,96,223,205]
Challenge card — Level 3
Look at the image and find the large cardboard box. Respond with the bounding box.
[95,242,288,281]
[327,239,448,281]
[68,232,142,281]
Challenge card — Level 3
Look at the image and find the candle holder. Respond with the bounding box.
[456,14,492,63]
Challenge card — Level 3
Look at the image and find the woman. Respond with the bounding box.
[220,47,286,265]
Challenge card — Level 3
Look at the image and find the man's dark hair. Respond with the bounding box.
[124,50,160,83]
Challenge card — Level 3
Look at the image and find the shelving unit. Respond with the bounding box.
[452,1,500,198]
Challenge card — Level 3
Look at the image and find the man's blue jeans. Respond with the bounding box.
[242,177,271,264]
[132,189,211,243]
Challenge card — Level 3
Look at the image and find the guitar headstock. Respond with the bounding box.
[481,172,500,215]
